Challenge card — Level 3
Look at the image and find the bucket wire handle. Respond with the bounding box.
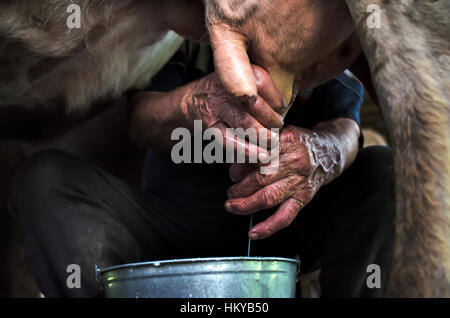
[247,215,253,257]
[95,264,101,282]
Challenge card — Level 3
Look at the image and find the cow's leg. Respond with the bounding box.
[345,0,450,297]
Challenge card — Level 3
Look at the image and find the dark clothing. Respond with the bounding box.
[286,73,365,150]
[11,146,395,298]
[293,73,363,127]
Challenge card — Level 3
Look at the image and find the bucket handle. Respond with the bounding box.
[94,264,101,282]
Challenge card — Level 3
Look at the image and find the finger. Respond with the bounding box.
[244,89,283,129]
[249,198,303,240]
[225,179,289,215]
[227,168,283,199]
[209,24,257,106]
[246,95,283,138]
[212,122,269,163]
[252,65,286,117]
[229,163,257,182]
[219,103,279,150]
[219,102,263,132]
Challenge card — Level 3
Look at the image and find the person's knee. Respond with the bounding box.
[10,149,74,219]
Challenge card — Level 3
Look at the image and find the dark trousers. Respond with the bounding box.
[10,146,395,298]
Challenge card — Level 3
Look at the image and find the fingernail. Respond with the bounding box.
[279,114,285,126]
[249,230,260,240]
[225,201,233,212]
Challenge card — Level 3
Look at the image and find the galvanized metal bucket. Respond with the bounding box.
[98,257,300,298]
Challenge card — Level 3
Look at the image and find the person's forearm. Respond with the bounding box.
[128,89,189,149]
[309,117,360,185]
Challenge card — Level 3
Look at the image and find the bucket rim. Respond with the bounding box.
[97,257,301,275]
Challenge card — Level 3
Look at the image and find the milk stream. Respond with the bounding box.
[247,215,253,257]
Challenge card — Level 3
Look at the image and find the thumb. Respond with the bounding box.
[209,24,257,106]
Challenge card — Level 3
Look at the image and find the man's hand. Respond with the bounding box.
[225,119,360,240]
[182,65,285,143]
[129,65,284,149]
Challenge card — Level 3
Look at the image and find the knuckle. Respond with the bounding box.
[262,189,278,207]
[281,127,297,145]
[286,207,298,224]
[306,187,316,199]
[229,185,241,197]
[254,173,266,186]
[287,177,300,193]
[237,199,253,213]
[301,182,316,200]
[290,150,303,163]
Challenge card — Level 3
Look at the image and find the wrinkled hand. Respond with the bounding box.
[127,64,286,151]
[225,125,345,240]
[183,65,285,149]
